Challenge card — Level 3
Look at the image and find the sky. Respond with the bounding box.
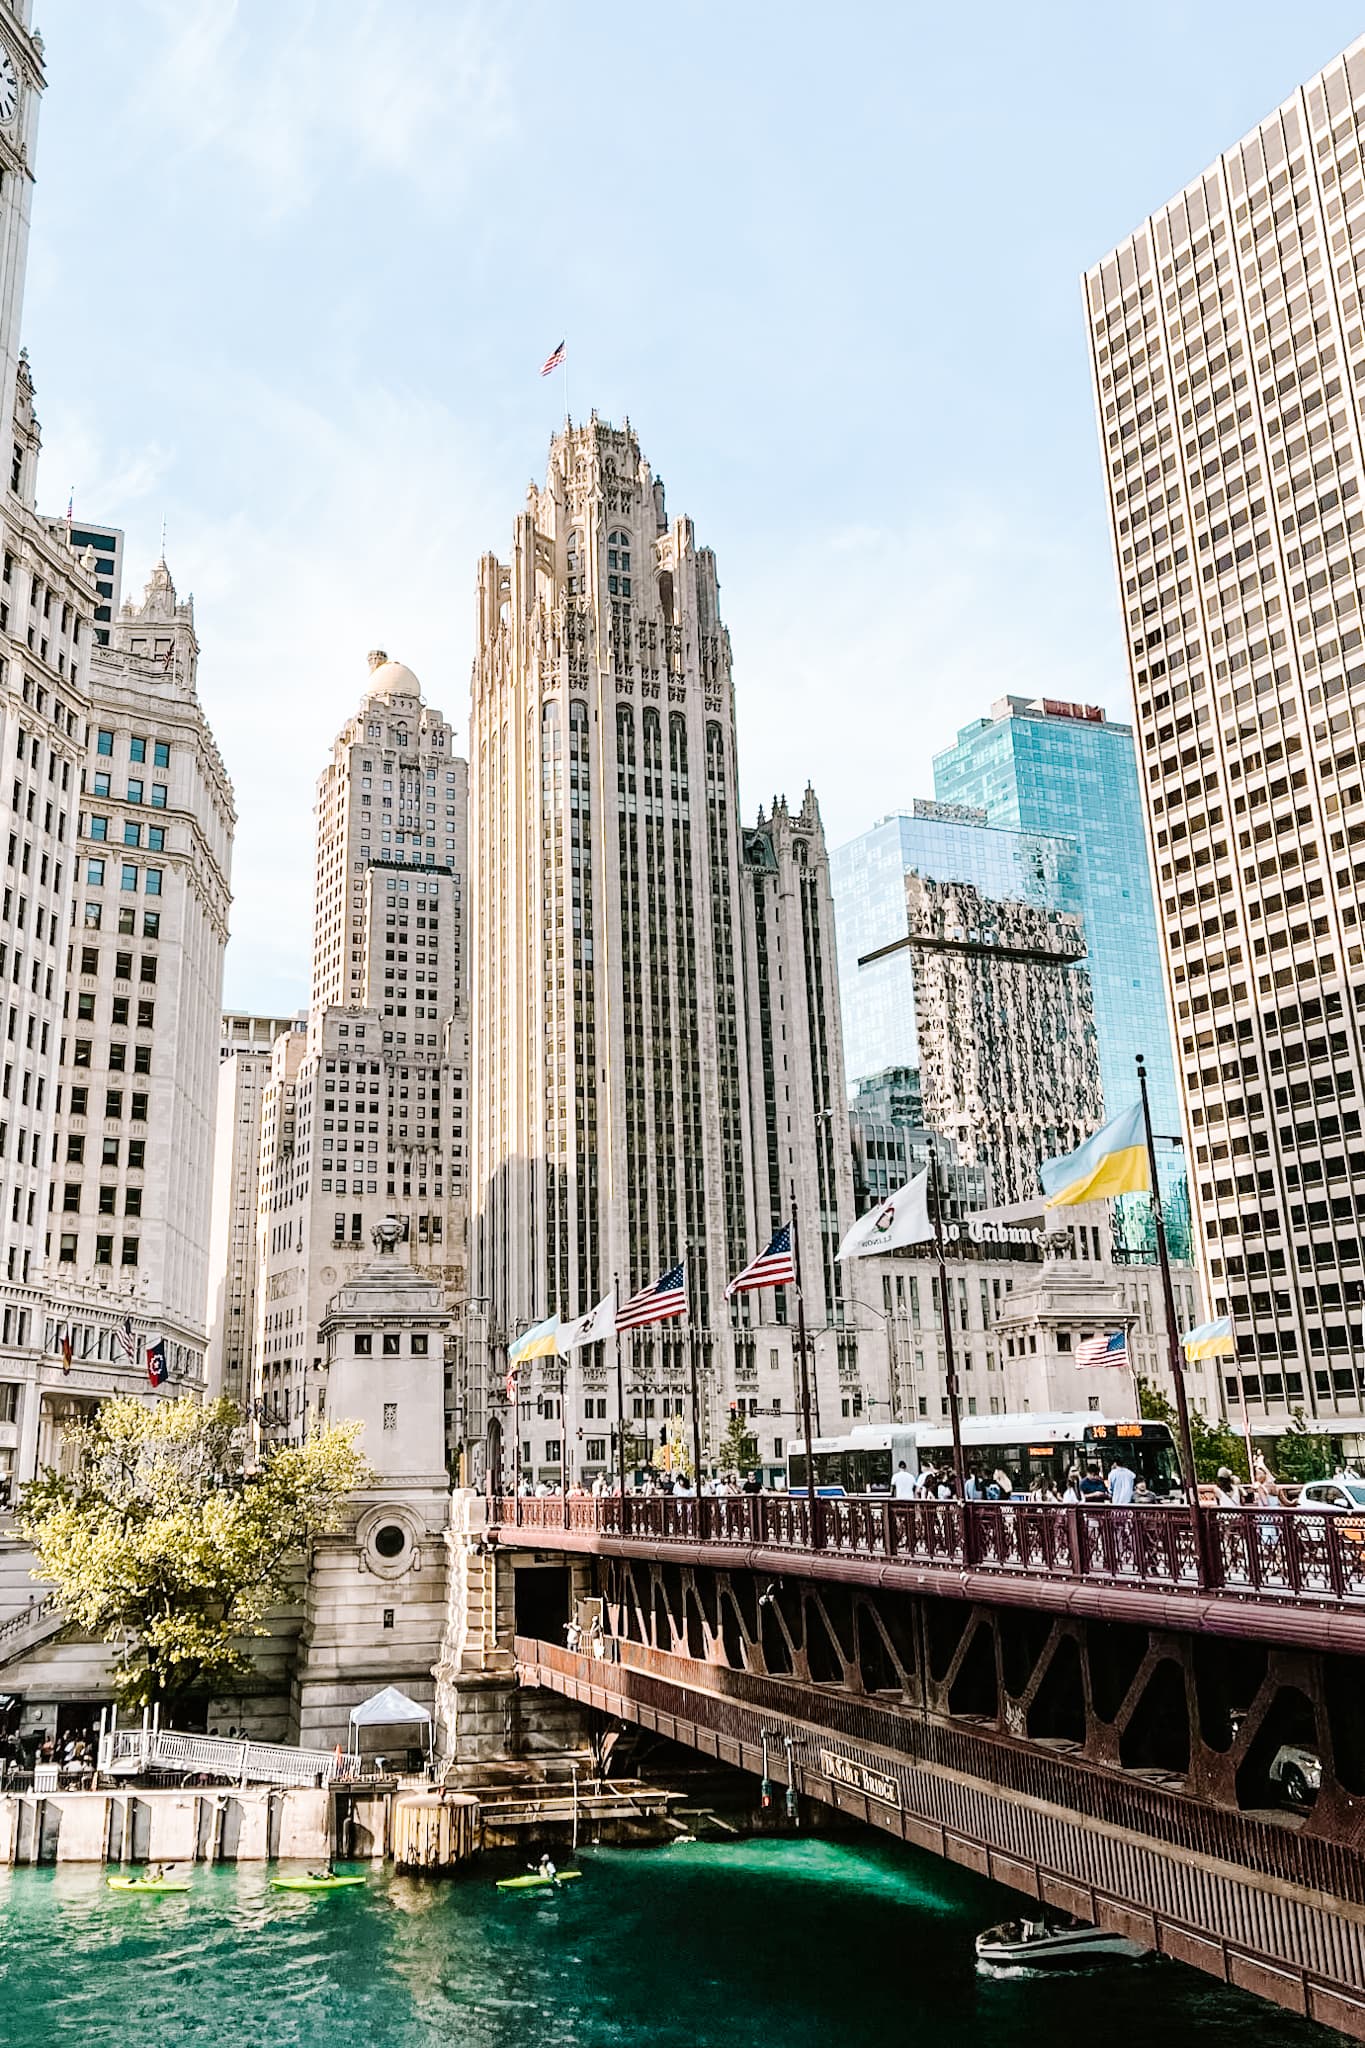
[20,0,1365,1012]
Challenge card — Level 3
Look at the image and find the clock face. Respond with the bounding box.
[0,52,17,128]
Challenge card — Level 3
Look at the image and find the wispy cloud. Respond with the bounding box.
[130,0,511,217]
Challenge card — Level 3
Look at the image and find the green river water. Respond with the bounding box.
[0,1836,1333,2048]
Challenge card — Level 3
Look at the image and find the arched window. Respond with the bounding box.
[607,528,632,599]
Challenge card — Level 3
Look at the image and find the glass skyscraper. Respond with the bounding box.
[828,800,1079,1088]
[931,696,1178,1134]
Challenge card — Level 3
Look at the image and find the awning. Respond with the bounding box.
[348,1686,431,1728]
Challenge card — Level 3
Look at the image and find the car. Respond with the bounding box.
[1268,1742,1321,1807]
[1297,1479,1365,1512]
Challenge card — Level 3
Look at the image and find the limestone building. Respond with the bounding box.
[469,419,872,1486]
[245,655,469,1459]
[1085,32,1365,1440]
[205,1013,307,1409]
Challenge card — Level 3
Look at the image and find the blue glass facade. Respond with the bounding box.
[932,701,1179,1136]
[828,805,1078,1090]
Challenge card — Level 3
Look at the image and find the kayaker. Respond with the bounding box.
[537,1854,558,1885]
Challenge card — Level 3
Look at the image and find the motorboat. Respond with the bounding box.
[975,1913,1145,1967]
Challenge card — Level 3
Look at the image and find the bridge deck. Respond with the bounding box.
[493,1494,1365,1652]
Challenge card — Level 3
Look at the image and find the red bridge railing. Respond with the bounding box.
[490,1492,1365,1608]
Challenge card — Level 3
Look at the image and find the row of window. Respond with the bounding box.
[352,1331,430,1356]
[91,775,167,806]
[56,1233,139,1265]
[88,818,166,849]
[82,904,159,937]
[85,861,163,892]
[95,732,170,768]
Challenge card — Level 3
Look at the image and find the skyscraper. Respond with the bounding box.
[469,419,867,1485]
[933,695,1191,1258]
[829,800,1079,1089]
[1086,33,1365,1437]
[245,653,469,1453]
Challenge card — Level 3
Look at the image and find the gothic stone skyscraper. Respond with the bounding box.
[470,420,868,1484]
[1086,34,1365,1439]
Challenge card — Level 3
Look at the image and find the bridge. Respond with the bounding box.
[490,1494,1365,2038]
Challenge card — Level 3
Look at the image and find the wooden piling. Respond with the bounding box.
[391,1792,480,1873]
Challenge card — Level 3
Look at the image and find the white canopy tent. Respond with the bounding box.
[346,1685,433,1763]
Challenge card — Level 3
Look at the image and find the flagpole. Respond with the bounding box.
[1229,1309,1256,1483]
[613,1272,627,1505]
[686,1246,704,1495]
[1137,1053,1207,1587]
[790,1199,821,1546]
[928,1142,967,1503]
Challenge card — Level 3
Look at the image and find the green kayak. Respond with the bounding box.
[107,1876,191,1894]
[271,1874,367,1893]
[496,1870,582,1892]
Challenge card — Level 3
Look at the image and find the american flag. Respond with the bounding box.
[1077,1328,1129,1367]
[725,1224,796,1299]
[118,1314,137,1363]
[505,1364,519,1405]
[617,1263,687,1331]
[539,338,566,377]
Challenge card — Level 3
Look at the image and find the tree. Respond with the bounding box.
[19,1396,367,1710]
[1272,1411,1334,1485]
[719,1410,758,1475]
[1136,1378,1248,1482]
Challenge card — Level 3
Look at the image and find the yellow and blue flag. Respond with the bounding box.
[508,1314,560,1365]
[1039,1101,1149,1207]
[1183,1316,1235,1360]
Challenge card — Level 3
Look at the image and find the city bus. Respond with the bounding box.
[787,1414,1181,1497]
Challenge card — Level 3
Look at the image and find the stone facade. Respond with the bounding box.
[469,419,871,1487]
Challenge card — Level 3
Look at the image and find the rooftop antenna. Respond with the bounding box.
[159,513,167,563]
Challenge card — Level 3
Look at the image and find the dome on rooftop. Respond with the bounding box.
[364,648,421,700]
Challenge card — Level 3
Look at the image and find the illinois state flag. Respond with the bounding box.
[145,1337,168,1388]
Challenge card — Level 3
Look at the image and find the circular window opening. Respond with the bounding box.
[374,1524,407,1559]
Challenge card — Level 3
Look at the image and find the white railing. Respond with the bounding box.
[99,1726,342,1788]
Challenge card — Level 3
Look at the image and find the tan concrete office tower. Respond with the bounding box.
[246,655,469,1455]
[470,419,869,1484]
[1085,35,1365,1444]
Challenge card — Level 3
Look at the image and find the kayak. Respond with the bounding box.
[496,1870,583,1892]
[107,1876,191,1894]
[271,1874,367,1893]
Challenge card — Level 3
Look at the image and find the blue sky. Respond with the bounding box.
[22,0,1365,1011]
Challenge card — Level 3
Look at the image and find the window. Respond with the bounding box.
[88,815,108,841]
[105,1090,122,1117]
[96,729,113,756]
[83,903,101,929]
[123,822,141,847]
[150,784,166,808]
[66,1136,84,1163]
[126,779,142,804]
[121,865,137,891]
[374,1524,405,1557]
[131,1094,147,1121]
[95,1234,113,1265]
[69,1087,87,1114]
[354,1333,372,1355]
[76,991,95,1020]
[108,1042,126,1070]
[111,997,129,1025]
[58,1233,76,1263]
[121,1238,139,1266]
[133,1045,150,1074]
[86,859,104,885]
[98,1185,116,1215]
[142,912,159,938]
[129,737,145,763]
[153,741,169,769]
[127,1139,145,1168]
[139,956,156,983]
[411,1333,428,1355]
[146,826,164,852]
[92,773,110,797]
[137,1001,154,1029]
[117,906,135,935]
[144,868,162,896]
[102,1138,118,1165]
[79,946,99,975]
[124,1189,142,1217]
[62,1183,80,1210]
[382,1332,400,1356]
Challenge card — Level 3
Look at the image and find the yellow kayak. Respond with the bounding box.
[107,1875,191,1894]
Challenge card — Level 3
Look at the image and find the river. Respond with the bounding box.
[0,1835,1332,2047]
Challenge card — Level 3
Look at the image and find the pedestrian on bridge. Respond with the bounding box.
[1107,1455,1137,1506]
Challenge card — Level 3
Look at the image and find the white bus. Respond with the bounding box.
[788,1413,1181,1498]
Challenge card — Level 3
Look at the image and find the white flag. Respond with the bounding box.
[835,1169,934,1261]
[557,1291,617,1353]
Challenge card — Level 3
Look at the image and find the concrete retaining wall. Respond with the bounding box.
[0,1786,332,1863]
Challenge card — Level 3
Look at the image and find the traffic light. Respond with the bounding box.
[658,1425,667,1446]
[728,1401,738,1420]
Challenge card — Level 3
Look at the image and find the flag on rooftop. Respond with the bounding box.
[835,1168,933,1261]
[617,1263,687,1331]
[508,1314,560,1366]
[725,1224,796,1298]
[1040,1102,1149,1208]
[540,339,566,377]
[558,1292,616,1353]
[1183,1316,1235,1360]
[1076,1329,1129,1368]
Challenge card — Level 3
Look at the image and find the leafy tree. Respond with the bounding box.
[1272,1411,1335,1485]
[1136,1378,1248,1482]
[663,1416,693,1479]
[718,1411,758,1474]
[19,1396,367,1710]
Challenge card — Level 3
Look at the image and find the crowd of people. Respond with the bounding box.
[0,1725,98,1783]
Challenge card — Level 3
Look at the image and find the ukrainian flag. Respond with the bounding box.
[1183,1316,1235,1360]
[1039,1101,1150,1207]
[508,1313,560,1364]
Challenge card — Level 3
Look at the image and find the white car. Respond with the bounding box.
[1297,1479,1365,1513]
[1268,1743,1322,1806]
